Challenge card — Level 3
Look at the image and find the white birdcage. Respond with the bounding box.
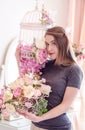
[4,1,53,85]
[19,1,53,44]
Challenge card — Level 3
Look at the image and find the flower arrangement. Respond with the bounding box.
[72,43,85,61]
[0,74,51,120]
[0,39,51,120]
[40,8,53,25]
[18,39,47,77]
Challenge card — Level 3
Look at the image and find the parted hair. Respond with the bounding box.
[45,26,76,66]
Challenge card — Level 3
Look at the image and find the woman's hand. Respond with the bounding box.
[16,109,43,122]
[15,44,22,63]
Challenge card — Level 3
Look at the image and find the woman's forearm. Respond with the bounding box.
[39,103,69,122]
[39,87,79,122]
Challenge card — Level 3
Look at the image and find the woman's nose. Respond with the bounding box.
[47,45,52,51]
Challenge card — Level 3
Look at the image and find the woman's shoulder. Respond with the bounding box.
[66,63,83,89]
[70,63,83,71]
[69,63,83,76]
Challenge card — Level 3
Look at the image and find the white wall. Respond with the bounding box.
[0,0,69,66]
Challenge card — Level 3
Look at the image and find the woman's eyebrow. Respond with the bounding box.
[45,40,55,44]
[51,40,55,43]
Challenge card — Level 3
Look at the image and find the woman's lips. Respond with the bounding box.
[49,53,55,56]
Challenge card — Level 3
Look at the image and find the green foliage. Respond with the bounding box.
[32,97,48,116]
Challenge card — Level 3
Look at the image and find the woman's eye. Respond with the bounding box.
[45,42,49,46]
[52,42,56,45]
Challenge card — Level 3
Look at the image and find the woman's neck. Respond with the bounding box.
[54,58,75,66]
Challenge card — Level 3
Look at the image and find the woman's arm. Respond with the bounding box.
[17,86,79,122]
[40,87,79,121]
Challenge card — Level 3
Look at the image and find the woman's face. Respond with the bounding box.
[45,35,58,60]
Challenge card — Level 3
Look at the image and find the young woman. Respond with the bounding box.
[16,26,83,130]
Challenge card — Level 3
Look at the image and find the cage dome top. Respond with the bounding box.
[19,1,53,43]
[20,7,53,30]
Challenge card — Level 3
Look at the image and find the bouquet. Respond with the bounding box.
[0,39,52,120]
[0,74,51,120]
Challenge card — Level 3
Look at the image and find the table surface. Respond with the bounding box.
[0,116,31,129]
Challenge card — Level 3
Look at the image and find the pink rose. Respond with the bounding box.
[2,109,10,117]
[0,98,3,108]
[13,87,22,98]
[34,89,41,98]
[25,102,32,108]
[36,49,47,64]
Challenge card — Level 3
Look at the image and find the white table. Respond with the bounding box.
[0,117,31,130]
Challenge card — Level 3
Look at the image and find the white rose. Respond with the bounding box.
[3,90,13,102]
[35,39,46,49]
[5,103,16,114]
[40,84,51,96]
[23,85,35,99]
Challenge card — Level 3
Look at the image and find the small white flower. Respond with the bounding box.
[40,84,51,96]
[3,90,13,102]
[5,103,16,114]
[35,39,46,49]
[23,85,35,99]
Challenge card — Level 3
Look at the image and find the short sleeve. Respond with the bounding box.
[67,65,83,89]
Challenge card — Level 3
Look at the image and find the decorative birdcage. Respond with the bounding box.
[19,1,53,44]
[4,1,53,87]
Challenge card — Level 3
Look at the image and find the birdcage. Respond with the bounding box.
[19,2,53,44]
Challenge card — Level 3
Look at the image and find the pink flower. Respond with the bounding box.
[0,98,3,108]
[73,43,85,60]
[25,102,32,108]
[17,42,47,77]
[41,8,53,25]
[0,94,3,99]
[2,109,10,117]
[34,89,41,98]
[13,87,22,98]
[36,49,47,64]
[39,84,51,96]
[24,76,33,85]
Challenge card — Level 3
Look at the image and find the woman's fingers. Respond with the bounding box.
[16,109,26,116]
[16,109,41,122]
[15,45,21,62]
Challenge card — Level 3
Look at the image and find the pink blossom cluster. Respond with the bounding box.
[73,43,85,61]
[19,43,47,77]
[0,89,4,108]
[40,8,53,25]
[0,88,10,119]
[77,54,85,61]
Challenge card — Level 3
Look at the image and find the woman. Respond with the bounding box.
[16,26,83,130]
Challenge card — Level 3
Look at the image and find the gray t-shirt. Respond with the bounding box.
[33,60,83,130]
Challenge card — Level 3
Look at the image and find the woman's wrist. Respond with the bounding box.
[35,116,44,122]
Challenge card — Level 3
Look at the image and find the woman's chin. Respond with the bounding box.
[50,57,56,60]
[48,54,56,60]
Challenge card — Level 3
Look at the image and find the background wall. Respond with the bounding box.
[0,0,69,66]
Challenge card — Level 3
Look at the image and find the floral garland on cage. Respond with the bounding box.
[40,7,53,25]
[19,39,47,77]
